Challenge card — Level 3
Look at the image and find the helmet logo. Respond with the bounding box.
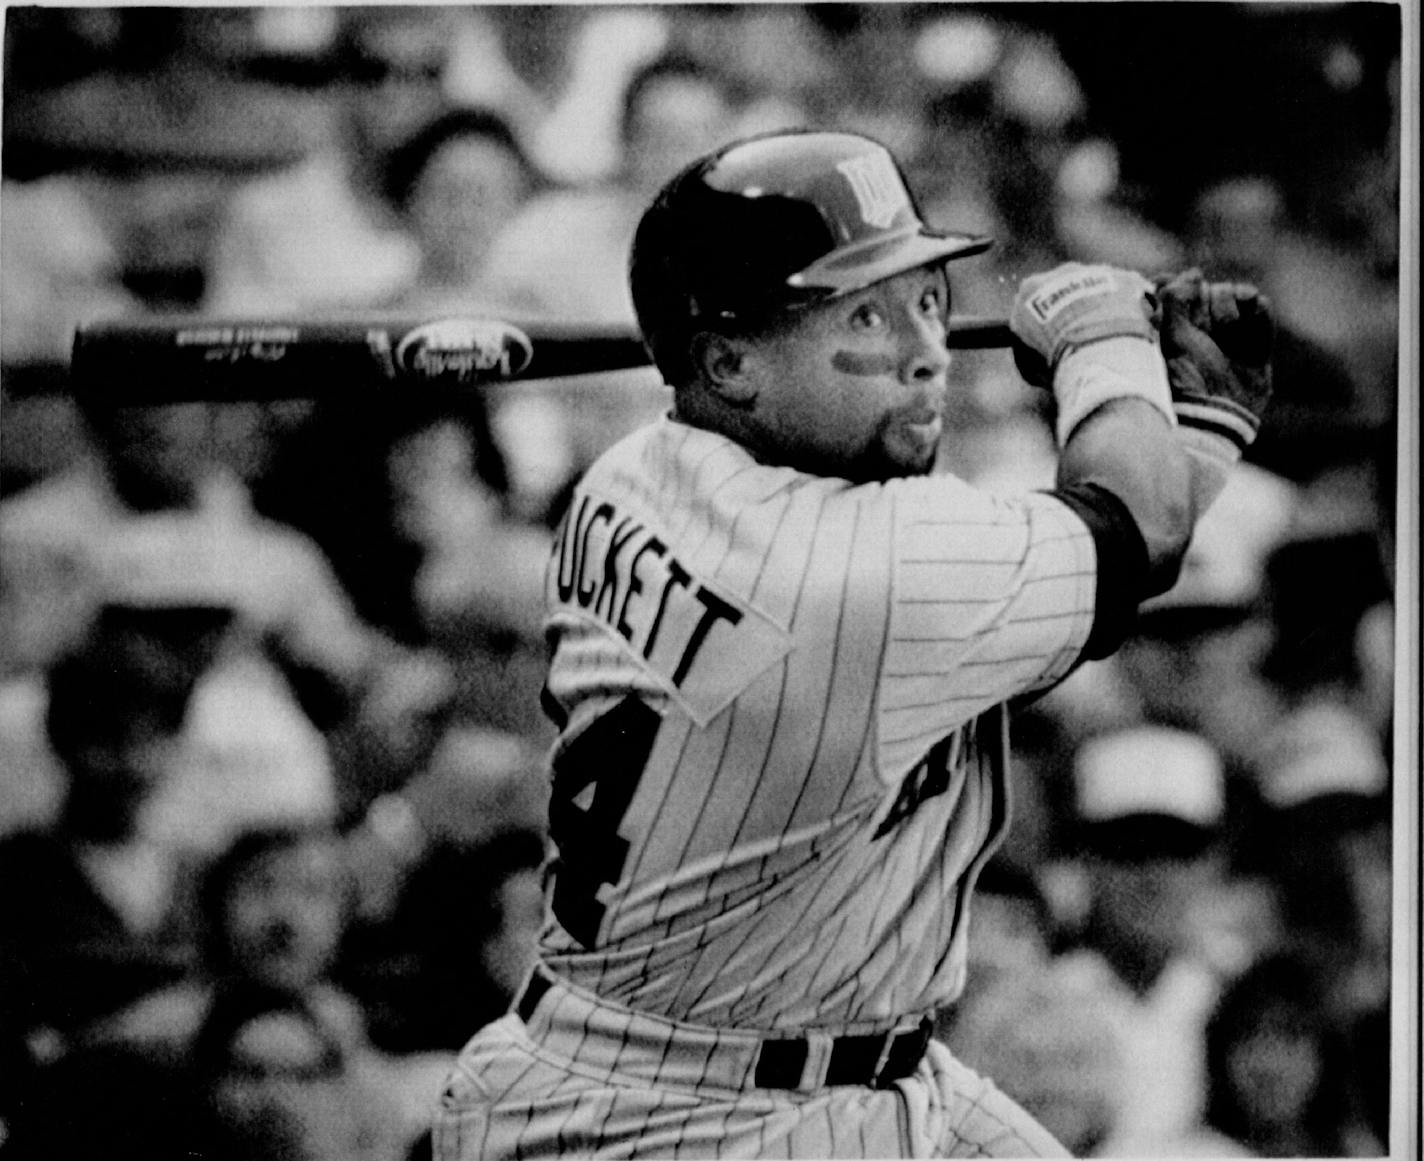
[836,153,908,230]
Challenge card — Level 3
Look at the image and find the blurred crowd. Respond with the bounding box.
[0,6,1402,1159]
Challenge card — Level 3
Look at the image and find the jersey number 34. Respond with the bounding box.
[547,696,661,948]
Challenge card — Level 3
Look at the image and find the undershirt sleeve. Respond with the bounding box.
[1045,481,1152,660]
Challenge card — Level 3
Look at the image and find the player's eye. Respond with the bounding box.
[849,303,885,330]
[919,285,945,316]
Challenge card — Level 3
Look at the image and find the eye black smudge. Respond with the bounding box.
[831,350,896,377]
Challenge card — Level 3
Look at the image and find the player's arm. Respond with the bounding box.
[1052,397,1190,657]
[1010,263,1272,660]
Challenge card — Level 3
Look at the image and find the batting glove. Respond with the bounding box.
[1010,262,1175,446]
[1155,268,1274,509]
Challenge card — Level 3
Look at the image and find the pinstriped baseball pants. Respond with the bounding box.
[431,972,1069,1159]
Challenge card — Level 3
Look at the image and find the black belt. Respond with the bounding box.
[754,1018,933,1090]
[516,972,931,1091]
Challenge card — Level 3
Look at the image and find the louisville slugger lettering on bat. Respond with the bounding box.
[66,314,1013,402]
[68,315,652,402]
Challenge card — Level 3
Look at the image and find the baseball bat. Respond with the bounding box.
[63,313,1014,403]
[946,316,1014,350]
[68,315,652,403]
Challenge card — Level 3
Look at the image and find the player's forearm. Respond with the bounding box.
[1056,396,1195,595]
[1010,264,1193,596]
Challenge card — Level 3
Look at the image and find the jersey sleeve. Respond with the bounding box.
[878,476,1097,779]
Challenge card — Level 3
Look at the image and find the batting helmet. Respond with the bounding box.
[630,129,992,385]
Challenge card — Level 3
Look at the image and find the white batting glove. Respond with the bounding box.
[1010,262,1175,446]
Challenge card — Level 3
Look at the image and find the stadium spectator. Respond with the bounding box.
[343,825,546,1058]
[378,107,571,526]
[485,51,740,328]
[253,394,547,740]
[255,396,528,643]
[1028,463,1302,832]
[670,6,828,133]
[1,10,323,330]
[1202,950,1381,1156]
[942,960,1124,1156]
[1106,464,1299,770]
[1254,704,1391,985]
[380,406,547,651]
[480,52,743,486]
[1251,702,1392,1145]
[0,173,142,366]
[202,7,459,314]
[336,723,548,1054]
[519,7,674,185]
[1050,726,1240,1156]
[383,108,543,315]
[53,823,414,1161]
[0,391,456,840]
[0,617,206,1142]
[1257,530,1395,749]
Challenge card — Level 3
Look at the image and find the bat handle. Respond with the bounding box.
[946,316,1013,350]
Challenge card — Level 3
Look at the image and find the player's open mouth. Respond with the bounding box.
[902,414,943,445]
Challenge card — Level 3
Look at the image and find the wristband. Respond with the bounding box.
[1053,335,1176,446]
[1173,395,1261,454]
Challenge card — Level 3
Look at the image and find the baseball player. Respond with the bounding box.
[433,130,1273,1159]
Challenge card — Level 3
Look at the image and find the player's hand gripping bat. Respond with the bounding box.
[67,314,1016,402]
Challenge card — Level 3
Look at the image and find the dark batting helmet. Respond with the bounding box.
[630,129,992,386]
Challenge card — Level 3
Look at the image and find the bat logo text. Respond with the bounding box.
[395,319,534,384]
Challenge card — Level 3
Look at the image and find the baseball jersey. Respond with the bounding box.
[537,416,1099,1032]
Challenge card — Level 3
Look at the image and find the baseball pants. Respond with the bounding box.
[432,968,1069,1159]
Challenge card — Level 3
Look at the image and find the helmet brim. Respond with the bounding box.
[786,228,992,296]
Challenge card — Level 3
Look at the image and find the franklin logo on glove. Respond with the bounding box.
[1027,272,1114,323]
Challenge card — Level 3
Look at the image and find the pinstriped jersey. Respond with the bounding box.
[539,416,1096,1033]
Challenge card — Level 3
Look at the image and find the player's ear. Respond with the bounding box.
[693,332,759,408]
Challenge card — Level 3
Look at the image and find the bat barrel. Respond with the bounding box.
[68,315,654,403]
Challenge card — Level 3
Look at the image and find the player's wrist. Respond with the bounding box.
[1052,335,1176,446]
[1176,424,1241,512]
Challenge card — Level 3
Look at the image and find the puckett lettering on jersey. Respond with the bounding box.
[548,488,791,725]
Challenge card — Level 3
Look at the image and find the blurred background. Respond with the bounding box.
[0,5,1406,1159]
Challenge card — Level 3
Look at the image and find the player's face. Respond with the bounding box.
[746,266,951,483]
